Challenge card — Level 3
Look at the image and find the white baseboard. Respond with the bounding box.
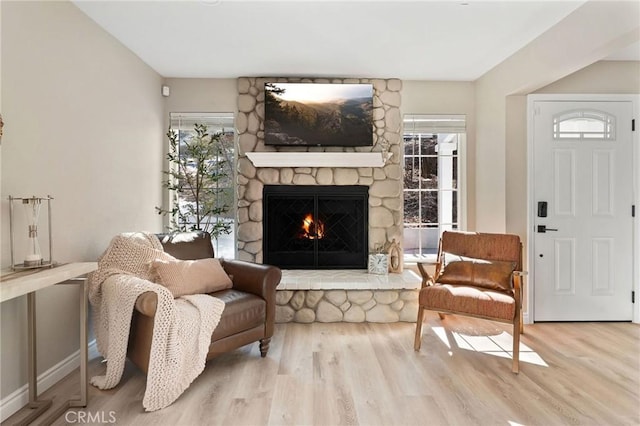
[88,339,100,360]
[0,339,99,422]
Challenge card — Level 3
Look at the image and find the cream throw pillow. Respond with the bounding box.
[150,258,233,298]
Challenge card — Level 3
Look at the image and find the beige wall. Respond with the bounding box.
[1,0,164,403]
[536,60,640,94]
[163,78,237,114]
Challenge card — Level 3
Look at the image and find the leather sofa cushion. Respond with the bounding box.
[133,289,266,349]
[134,289,266,337]
[436,252,516,292]
[210,289,266,341]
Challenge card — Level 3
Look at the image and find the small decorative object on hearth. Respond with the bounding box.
[8,195,54,270]
[368,245,389,275]
[387,238,402,273]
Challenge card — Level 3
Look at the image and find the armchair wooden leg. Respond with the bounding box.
[259,338,271,357]
[414,306,425,351]
[520,310,524,334]
[512,316,521,374]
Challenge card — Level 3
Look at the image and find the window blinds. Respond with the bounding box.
[169,112,234,131]
[403,114,466,134]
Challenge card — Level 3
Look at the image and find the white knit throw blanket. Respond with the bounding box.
[88,232,225,411]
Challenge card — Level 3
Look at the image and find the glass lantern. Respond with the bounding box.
[8,195,54,270]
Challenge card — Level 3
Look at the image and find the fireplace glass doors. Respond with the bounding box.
[263,185,368,269]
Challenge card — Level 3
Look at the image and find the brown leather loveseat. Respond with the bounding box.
[127,231,282,373]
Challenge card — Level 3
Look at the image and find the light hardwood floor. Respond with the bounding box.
[6,313,639,426]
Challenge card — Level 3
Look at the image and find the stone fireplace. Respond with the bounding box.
[263,185,368,269]
[235,77,403,265]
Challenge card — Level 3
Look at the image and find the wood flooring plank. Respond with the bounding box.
[340,325,397,425]
[220,397,273,426]
[267,375,313,426]
[277,323,314,381]
[312,384,358,426]
[366,322,432,397]
[390,395,449,426]
[311,347,359,426]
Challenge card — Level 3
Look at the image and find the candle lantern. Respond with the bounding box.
[8,195,54,270]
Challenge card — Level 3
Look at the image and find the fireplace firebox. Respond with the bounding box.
[263,185,368,269]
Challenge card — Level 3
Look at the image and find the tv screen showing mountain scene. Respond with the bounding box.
[264,82,374,146]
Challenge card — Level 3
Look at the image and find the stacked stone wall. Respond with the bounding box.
[275,289,418,323]
[236,77,403,262]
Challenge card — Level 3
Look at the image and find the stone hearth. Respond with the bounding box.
[275,269,421,323]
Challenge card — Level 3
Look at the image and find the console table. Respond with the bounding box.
[0,262,97,425]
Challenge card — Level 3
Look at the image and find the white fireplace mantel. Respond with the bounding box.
[246,152,392,168]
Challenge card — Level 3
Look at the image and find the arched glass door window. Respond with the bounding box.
[553,110,615,140]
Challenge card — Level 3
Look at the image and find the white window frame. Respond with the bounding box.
[402,114,467,262]
[168,112,236,258]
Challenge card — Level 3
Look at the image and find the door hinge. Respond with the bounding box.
[633,205,636,217]
[633,291,636,304]
[633,119,636,131]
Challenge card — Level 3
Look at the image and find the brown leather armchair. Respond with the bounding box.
[414,231,524,373]
[127,232,281,374]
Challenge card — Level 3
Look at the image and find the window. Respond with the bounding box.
[169,113,235,258]
[553,110,615,140]
[403,114,465,259]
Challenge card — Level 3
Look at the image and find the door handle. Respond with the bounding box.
[537,225,558,233]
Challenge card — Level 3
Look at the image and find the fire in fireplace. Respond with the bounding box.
[300,213,325,240]
[263,185,368,269]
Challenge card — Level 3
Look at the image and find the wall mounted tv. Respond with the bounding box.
[264,82,374,147]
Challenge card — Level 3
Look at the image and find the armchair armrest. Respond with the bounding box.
[221,259,281,339]
[512,270,528,307]
[512,271,528,290]
[135,291,158,317]
[130,277,170,318]
[220,259,282,299]
[417,262,437,288]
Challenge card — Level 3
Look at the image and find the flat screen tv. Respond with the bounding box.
[264,82,374,147]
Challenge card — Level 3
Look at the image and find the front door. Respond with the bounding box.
[532,100,634,321]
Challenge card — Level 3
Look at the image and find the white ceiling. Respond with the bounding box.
[72,0,636,81]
